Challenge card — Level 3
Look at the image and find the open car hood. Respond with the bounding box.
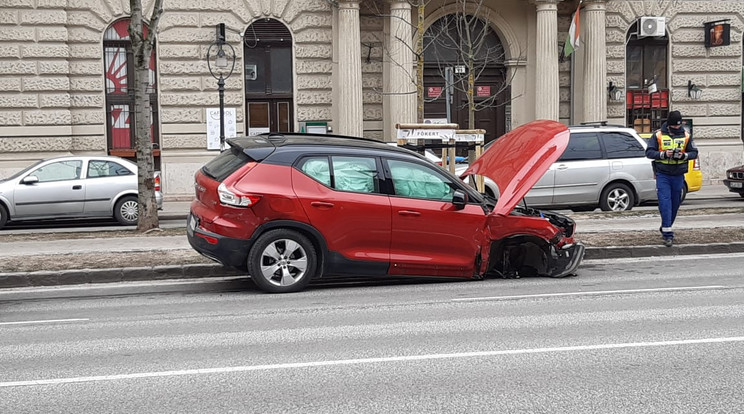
[461,120,570,215]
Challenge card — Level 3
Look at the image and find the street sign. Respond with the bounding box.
[454,65,466,74]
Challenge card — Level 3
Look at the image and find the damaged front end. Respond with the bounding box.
[485,206,585,279]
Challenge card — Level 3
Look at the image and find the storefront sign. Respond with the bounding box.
[206,107,237,150]
[704,20,730,48]
[476,86,491,97]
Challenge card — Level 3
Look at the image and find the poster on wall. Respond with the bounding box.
[206,108,237,150]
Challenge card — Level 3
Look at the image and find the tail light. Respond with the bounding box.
[693,158,700,170]
[217,183,261,207]
[154,171,161,192]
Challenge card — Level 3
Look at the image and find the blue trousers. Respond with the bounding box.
[656,172,685,239]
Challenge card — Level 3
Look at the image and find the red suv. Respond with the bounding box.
[187,120,584,293]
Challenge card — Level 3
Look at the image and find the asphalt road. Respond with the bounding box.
[1,252,743,413]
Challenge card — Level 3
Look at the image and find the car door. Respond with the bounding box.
[600,131,657,203]
[83,159,135,215]
[523,168,555,206]
[293,155,392,274]
[384,157,486,277]
[12,159,85,218]
[551,132,609,206]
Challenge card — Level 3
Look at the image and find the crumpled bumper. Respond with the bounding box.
[550,242,585,278]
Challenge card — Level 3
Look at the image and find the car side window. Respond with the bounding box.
[559,133,602,161]
[387,159,454,201]
[602,132,646,159]
[300,157,332,187]
[299,156,380,194]
[88,160,133,178]
[331,156,379,194]
[29,160,82,182]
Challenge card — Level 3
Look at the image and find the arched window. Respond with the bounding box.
[243,19,293,134]
[103,19,160,161]
[626,21,669,133]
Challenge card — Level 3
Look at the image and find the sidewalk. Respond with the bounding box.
[0,183,742,289]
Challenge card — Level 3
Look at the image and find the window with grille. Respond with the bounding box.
[626,21,669,133]
[103,19,160,158]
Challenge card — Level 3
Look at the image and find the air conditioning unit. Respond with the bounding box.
[638,16,666,38]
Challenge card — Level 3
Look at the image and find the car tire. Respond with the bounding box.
[681,184,688,203]
[247,229,317,293]
[599,183,635,212]
[0,204,8,230]
[114,195,139,226]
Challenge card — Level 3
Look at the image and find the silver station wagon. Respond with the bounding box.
[458,124,656,212]
[0,155,162,229]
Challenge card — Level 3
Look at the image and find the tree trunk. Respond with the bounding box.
[129,0,163,232]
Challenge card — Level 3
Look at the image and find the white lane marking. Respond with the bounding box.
[2,336,743,388]
[452,285,726,302]
[0,318,89,326]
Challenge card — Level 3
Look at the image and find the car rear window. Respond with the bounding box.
[202,148,253,181]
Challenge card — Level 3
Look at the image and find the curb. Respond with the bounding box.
[583,241,744,260]
[2,242,744,289]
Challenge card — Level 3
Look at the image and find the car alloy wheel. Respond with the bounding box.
[114,195,139,225]
[600,183,634,212]
[247,229,316,293]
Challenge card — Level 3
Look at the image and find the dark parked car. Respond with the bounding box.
[723,164,744,197]
[187,120,584,293]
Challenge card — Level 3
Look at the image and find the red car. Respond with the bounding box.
[187,120,584,293]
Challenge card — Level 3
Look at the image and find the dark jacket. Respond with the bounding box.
[645,122,698,176]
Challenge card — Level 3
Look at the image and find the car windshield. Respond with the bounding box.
[1,160,44,182]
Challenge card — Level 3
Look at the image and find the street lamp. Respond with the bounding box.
[207,23,236,151]
[688,80,703,100]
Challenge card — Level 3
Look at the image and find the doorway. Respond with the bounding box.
[244,19,293,134]
[422,14,509,145]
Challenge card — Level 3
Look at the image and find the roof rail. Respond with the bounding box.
[258,131,381,143]
[569,122,628,129]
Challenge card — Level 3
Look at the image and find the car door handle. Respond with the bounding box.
[310,201,334,208]
[556,164,568,170]
[72,185,82,190]
[398,210,421,217]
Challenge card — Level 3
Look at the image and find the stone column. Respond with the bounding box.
[582,0,607,124]
[387,0,416,139]
[533,0,561,121]
[337,0,364,136]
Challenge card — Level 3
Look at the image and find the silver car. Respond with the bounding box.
[457,125,656,212]
[0,155,163,229]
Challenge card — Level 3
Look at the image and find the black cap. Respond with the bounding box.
[667,110,682,126]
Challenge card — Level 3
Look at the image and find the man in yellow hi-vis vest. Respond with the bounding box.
[645,110,698,247]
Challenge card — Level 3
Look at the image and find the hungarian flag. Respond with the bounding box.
[561,1,582,62]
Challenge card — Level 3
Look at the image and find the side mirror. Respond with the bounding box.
[21,176,39,185]
[452,189,468,210]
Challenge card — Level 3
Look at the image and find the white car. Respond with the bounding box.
[458,125,656,212]
[0,155,163,229]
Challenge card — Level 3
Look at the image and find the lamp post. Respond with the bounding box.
[207,24,235,151]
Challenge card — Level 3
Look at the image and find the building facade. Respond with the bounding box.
[1,0,742,196]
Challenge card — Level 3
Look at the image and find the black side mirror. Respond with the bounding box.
[21,176,39,185]
[452,189,468,210]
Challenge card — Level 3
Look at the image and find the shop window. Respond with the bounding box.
[103,19,160,160]
[626,21,669,133]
